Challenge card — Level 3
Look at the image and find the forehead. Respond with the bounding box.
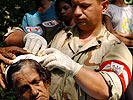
[72,0,98,4]
[13,66,40,85]
[58,2,71,7]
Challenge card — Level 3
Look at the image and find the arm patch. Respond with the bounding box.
[100,60,132,93]
[23,26,43,35]
[42,20,59,27]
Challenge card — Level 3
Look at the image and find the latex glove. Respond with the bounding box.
[40,48,83,76]
[23,33,47,56]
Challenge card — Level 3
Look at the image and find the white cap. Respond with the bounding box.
[5,54,45,83]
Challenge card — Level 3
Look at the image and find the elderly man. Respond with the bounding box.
[5,54,51,100]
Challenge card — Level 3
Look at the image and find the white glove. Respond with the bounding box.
[23,33,47,56]
[40,48,83,76]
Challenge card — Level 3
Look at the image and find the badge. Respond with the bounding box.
[24,26,43,35]
[110,62,124,75]
[42,20,59,27]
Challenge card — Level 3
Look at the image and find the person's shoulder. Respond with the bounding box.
[108,4,115,7]
[106,4,116,12]
[29,10,39,15]
[24,10,38,16]
[51,1,55,5]
[108,4,118,9]
[127,5,133,9]
[49,1,56,9]
[100,26,120,43]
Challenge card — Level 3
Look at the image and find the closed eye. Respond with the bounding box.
[80,4,90,9]
[19,85,30,94]
[31,79,41,85]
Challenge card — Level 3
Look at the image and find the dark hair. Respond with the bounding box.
[35,0,50,9]
[35,0,42,9]
[55,0,72,13]
[6,59,51,88]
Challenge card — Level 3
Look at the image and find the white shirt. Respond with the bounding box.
[105,4,133,34]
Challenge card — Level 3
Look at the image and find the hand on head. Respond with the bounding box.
[23,33,47,56]
[39,48,83,76]
[0,46,29,64]
[0,46,29,89]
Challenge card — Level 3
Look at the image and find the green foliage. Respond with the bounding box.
[0,0,35,99]
[109,0,133,4]
[0,0,35,47]
[0,87,17,100]
[124,0,133,4]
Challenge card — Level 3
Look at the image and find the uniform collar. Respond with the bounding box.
[67,25,107,54]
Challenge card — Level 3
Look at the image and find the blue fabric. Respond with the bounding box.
[22,2,58,26]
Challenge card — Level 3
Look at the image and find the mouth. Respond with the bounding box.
[75,18,85,22]
[36,96,49,100]
[61,15,67,19]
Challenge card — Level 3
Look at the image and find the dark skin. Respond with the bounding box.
[0,46,29,89]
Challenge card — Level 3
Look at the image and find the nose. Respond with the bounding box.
[74,6,82,17]
[31,86,39,98]
[60,8,65,14]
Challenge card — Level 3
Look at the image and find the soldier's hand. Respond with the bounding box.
[23,33,47,56]
[40,48,83,76]
[0,46,29,64]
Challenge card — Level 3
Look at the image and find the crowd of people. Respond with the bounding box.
[0,0,133,100]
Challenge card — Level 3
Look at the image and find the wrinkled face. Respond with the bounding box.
[13,66,49,100]
[72,0,103,30]
[56,1,73,22]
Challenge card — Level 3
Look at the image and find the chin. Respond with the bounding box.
[77,23,88,30]
[33,96,49,100]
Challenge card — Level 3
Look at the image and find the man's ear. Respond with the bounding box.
[101,0,109,14]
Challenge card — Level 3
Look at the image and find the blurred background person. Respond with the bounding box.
[55,0,75,27]
[103,0,133,47]
[22,0,58,26]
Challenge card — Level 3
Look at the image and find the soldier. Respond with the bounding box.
[4,0,132,100]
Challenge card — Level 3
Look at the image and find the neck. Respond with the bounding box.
[65,19,75,26]
[112,0,127,7]
[79,23,102,44]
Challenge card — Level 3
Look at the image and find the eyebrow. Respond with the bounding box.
[31,79,40,84]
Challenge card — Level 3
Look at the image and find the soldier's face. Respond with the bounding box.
[72,0,107,31]
[13,66,49,100]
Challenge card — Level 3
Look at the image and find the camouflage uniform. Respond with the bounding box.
[6,20,132,100]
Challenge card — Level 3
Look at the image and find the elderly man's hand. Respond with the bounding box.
[0,46,29,64]
[0,46,28,89]
[0,62,6,89]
